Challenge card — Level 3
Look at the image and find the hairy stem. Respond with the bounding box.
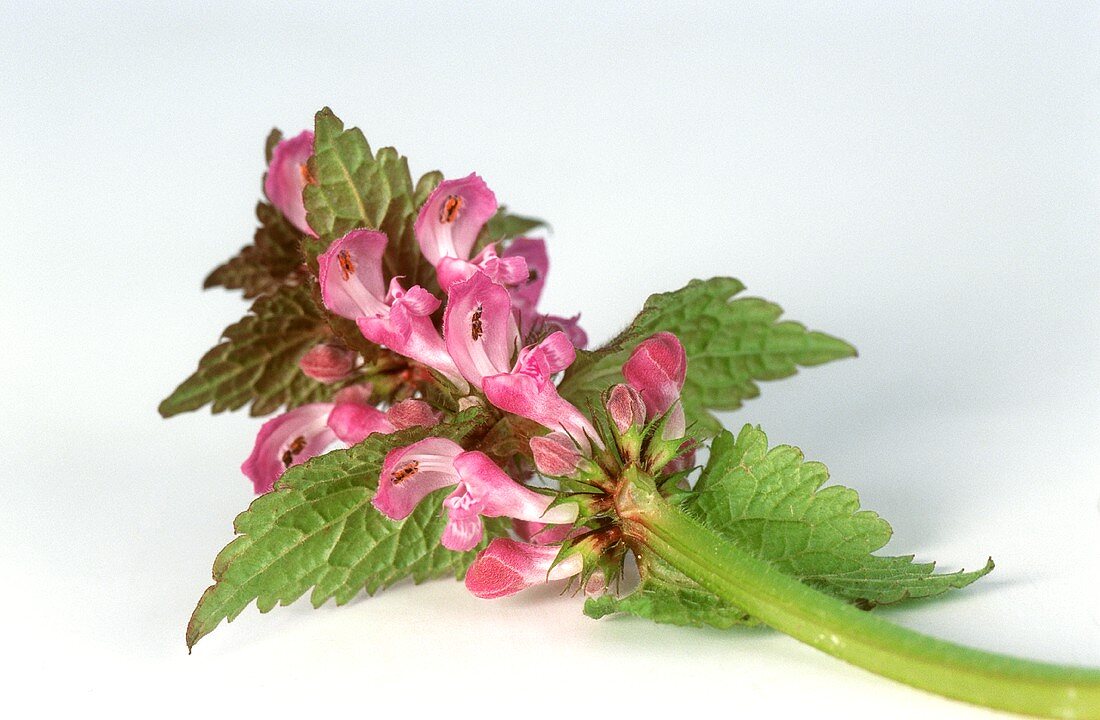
[614,467,1100,719]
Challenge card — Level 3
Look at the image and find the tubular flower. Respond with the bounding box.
[241,403,338,494]
[443,271,520,390]
[414,173,498,267]
[318,230,467,391]
[242,387,436,494]
[318,229,390,319]
[440,452,578,551]
[372,440,577,551]
[264,130,316,237]
[482,332,599,449]
[464,538,584,599]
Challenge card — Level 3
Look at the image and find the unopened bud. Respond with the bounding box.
[299,343,357,383]
[385,399,442,430]
[606,383,646,433]
[530,432,581,477]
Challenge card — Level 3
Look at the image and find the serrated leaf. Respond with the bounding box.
[300,109,438,294]
[559,277,857,434]
[204,202,306,299]
[159,285,332,418]
[684,425,993,604]
[300,108,389,261]
[590,425,992,627]
[187,408,500,650]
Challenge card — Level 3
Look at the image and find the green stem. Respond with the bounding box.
[614,467,1100,719]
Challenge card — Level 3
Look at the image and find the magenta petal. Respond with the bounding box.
[414,173,498,266]
[482,333,597,447]
[264,130,316,237]
[241,403,337,494]
[441,487,485,552]
[444,271,518,389]
[539,313,589,350]
[502,237,548,310]
[327,402,395,445]
[396,284,442,317]
[371,438,464,520]
[318,230,390,320]
[436,256,479,291]
[464,538,584,599]
[622,332,688,419]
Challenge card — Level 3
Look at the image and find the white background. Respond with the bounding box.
[2,2,1098,718]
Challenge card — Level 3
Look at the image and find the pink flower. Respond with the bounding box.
[439,452,578,551]
[436,244,529,292]
[372,437,466,520]
[299,343,358,383]
[241,403,337,494]
[464,538,583,599]
[356,279,467,391]
[415,173,498,267]
[264,130,316,237]
[318,230,468,391]
[443,271,520,390]
[622,332,688,438]
[372,441,576,551]
[482,332,599,450]
[318,229,390,319]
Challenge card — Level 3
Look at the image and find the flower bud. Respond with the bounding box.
[606,383,646,433]
[299,343,357,383]
[530,432,581,477]
[385,399,442,430]
[622,331,687,419]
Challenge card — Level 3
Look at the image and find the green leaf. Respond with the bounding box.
[300,109,438,293]
[559,277,857,435]
[187,408,500,650]
[413,170,443,208]
[263,127,283,164]
[589,425,992,627]
[204,202,307,299]
[159,285,332,418]
[685,425,993,602]
[485,206,547,241]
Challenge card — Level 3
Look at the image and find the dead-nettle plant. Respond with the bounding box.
[164,108,1100,719]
